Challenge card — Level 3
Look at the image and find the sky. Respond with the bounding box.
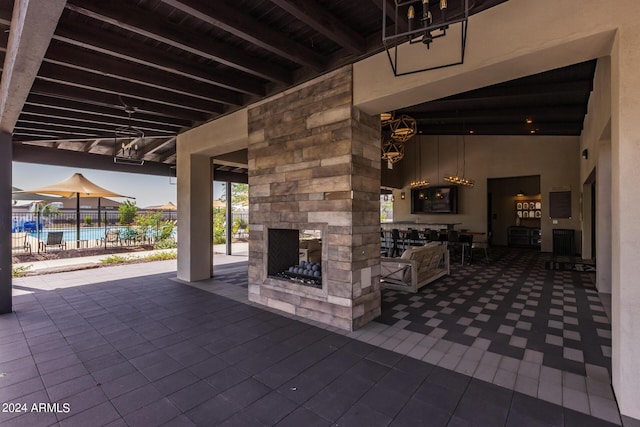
[13,162,178,209]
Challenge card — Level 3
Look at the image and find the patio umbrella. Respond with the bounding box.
[11,186,62,202]
[149,201,177,220]
[157,201,177,211]
[14,173,133,248]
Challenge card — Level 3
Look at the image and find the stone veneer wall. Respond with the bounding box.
[247,66,381,331]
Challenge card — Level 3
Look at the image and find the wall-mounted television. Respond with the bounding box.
[411,186,458,214]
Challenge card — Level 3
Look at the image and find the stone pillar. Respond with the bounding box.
[247,66,381,331]
[0,133,12,314]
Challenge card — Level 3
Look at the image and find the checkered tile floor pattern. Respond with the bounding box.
[376,248,611,377]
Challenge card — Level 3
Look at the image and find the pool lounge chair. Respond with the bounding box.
[39,231,66,252]
[11,232,31,254]
[103,229,122,247]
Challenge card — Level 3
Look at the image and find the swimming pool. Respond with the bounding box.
[29,226,175,242]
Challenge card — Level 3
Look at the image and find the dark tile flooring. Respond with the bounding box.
[1,260,620,426]
[377,248,611,376]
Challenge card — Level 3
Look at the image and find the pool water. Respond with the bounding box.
[29,226,175,242]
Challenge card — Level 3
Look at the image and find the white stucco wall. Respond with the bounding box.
[176,109,248,281]
[392,135,580,252]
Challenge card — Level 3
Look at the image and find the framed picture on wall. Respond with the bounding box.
[550,191,571,218]
[523,211,529,218]
[517,211,523,218]
[517,202,523,210]
[523,202,529,209]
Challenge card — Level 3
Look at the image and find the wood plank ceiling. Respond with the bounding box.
[0,0,593,174]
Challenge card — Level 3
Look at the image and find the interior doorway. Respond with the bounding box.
[487,175,541,247]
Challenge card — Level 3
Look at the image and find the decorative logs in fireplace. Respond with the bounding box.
[289,260,321,277]
[274,260,322,288]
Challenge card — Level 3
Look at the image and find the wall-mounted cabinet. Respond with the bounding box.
[507,226,541,248]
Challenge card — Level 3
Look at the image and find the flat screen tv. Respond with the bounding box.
[411,186,458,214]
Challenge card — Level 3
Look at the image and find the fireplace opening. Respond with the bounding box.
[268,228,322,288]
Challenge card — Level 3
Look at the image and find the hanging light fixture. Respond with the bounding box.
[410,140,429,188]
[114,105,145,166]
[381,139,405,164]
[443,135,474,186]
[380,112,395,125]
[380,112,417,165]
[390,115,417,142]
[382,0,469,76]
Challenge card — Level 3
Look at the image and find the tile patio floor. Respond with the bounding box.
[1,252,622,426]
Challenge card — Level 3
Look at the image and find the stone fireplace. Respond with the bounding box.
[247,66,381,331]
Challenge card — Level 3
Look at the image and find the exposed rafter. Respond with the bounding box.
[53,21,265,96]
[0,0,66,133]
[269,0,365,55]
[162,0,326,71]
[65,1,293,84]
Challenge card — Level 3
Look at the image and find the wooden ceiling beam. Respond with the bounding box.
[13,142,176,176]
[140,136,176,156]
[444,80,594,101]
[53,21,265,96]
[25,94,192,129]
[18,114,118,135]
[417,122,583,135]
[66,1,292,84]
[45,41,244,107]
[160,151,177,164]
[37,62,225,114]
[0,0,66,133]
[30,80,210,123]
[14,125,98,138]
[82,139,104,153]
[415,91,591,113]
[269,0,364,55]
[409,106,588,123]
[21,106,181,135]
[370,0,408,33]
[162,0,325,71]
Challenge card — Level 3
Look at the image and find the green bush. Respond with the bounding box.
[213,207,226,244]
[154,238,177,249]
[145,251,177,261]
[118,200,138,224]
[84,215,92,226]
[99,255,131,264]
[12,265,32,277]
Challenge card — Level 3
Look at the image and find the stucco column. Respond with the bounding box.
[177,153,212,281]
[597,140,612,294]
[0,133,12,314]
[611,27,640,424]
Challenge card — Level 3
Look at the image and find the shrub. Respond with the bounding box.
[99,255,131,264]
[12,265,32,277]
[154,238,177,249]
[145,251,177,261]
[84,215,92,226]
[118,200,138,224]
